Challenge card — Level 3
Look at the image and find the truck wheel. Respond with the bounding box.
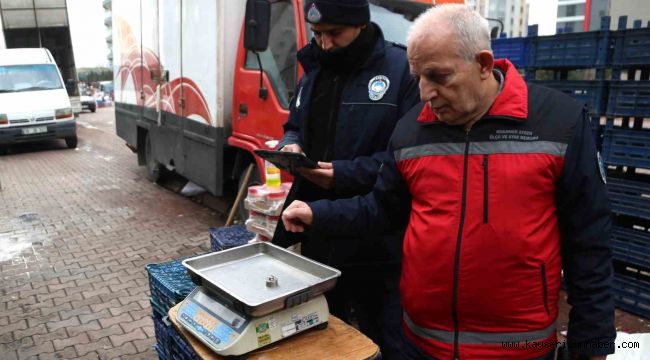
[145,133,165,182]
[237,162,261,221]
[90,105,96,113]
[65,136,78,149]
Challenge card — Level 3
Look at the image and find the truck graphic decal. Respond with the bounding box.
[115,17,212,125]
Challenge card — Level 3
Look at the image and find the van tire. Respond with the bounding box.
[65,136,78,149]
[145,132,164,183]
[237,162,261,221]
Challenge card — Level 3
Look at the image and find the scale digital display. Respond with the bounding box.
[193,290,246,329]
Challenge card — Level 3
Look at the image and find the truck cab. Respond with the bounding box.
[112,0,428,202]
[229,0,430,186]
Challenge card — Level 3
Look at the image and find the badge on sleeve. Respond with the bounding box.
[307,3,322,23]
[368,75,390,101]
[597,151,606,184]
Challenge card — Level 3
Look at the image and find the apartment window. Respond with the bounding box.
[557,20,583,33]
[567,5,576,16]
[558,4,585,17]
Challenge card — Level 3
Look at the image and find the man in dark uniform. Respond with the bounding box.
[272,0,420,358]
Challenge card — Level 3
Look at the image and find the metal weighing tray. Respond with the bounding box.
[182,242,341,317]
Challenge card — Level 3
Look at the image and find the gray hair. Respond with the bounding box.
[407,4,492,61]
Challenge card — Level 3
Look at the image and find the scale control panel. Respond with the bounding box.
[177,287,330,356]
[177,288,248,350]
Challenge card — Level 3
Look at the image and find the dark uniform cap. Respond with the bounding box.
[304,0,370,25]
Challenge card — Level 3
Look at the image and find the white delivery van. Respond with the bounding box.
[0,48,77,149]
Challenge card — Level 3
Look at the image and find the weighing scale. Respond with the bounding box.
[177,242,341,356]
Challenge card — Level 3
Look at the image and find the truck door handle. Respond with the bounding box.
[239,103,248,117]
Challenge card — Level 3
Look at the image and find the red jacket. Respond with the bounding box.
[310,60,615,359]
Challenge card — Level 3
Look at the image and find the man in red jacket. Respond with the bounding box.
[282,4,615,360]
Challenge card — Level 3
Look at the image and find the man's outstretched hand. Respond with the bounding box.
[282,200,313,233]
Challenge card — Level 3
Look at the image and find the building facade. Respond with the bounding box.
[466,0,528,37]
[606,0,650,30]
[559,0,650,32]
[556,0,586,33]
[588,0,608,30]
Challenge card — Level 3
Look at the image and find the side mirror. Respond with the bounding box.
[490,26,499,39]
[244,0,271,52]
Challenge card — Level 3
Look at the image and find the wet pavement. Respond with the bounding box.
[1,107,224,359]
[0,107,647,359]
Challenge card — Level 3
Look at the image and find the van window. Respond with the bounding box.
[0,64,63,93]
[245,1,297,109]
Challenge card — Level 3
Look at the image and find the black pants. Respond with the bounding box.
[325,263,403,360]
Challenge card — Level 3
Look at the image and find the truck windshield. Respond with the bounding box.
[370,1,431,43]
[0,64,63,93]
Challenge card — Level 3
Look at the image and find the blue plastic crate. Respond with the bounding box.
[146,257,199,314]
[607,81,650,118]
[155,343,171,360]
[153,316,173,360]
[150,297,167,319]
[209,225,254,252]
[531,80,608,115]
[612,25,650,66]
[170,329,199,360]
[602,127,650,168]
[613,273,650,319]
[492,37,528,68]
[527,30,611,68]
[611,223,650,269]
[608,177,650,219]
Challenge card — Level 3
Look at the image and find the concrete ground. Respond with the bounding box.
[0,107,647,359]
[1,107,222,359]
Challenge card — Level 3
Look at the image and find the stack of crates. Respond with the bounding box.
[492,16,650,318]
[209,224,255,252]
[492,32,528,69]
[602,16,650,319]
[525,17,613,147]
[146,258,200,360]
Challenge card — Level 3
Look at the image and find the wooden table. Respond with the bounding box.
[168,303,379,359]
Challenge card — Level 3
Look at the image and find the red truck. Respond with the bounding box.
[112,0,428,215]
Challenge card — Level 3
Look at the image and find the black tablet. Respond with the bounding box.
[254,149,319,172]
